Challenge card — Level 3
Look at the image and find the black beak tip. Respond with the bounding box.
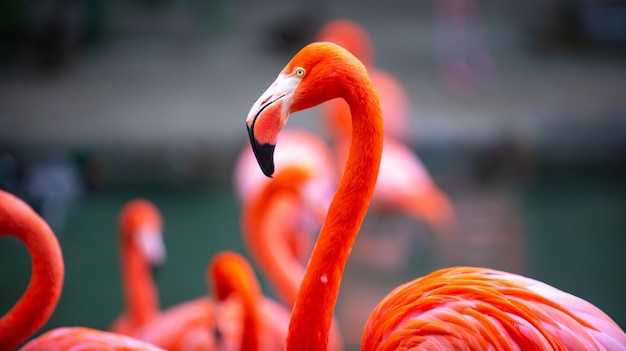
[254,142,276,178]
[247,124,275,178]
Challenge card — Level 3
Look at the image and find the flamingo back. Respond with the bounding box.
[363,267,626,351]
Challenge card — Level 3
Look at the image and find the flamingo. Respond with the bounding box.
[120,253,292,351]
[208,250,289,351]
[127,252,290,351]
[116,231,289,350]
[317,19,456,237]
[110,199,166,335]
[0,189,165,351]
[233,128,337,262]
[240,164,344,351]
[245,41,626,350]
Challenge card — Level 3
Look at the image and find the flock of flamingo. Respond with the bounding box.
[1,19,625,351]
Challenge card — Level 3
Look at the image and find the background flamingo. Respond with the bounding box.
[240,164,344,351]
[0,189,165,351]
[118,234,290,350]
[127,253,290,350]
[234,129,343,350]
[245,41,626,350]
[233,128,337,262]
[209,250,288,351]
[111,247,291,351]
[110,198,166,336]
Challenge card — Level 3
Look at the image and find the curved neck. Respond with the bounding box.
[286,72,383,350]
[239,292,260,351]
[242,191,305,308]
[120,236,159,327]
[0,191,64,350]
[211,256,262,351]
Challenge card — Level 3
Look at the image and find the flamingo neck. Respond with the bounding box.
[286,71,383,350]
[0,191,64,350]
[242,190,305,308]
[212,256,262,351]
[120,237,159,327]
[239,294,260,351]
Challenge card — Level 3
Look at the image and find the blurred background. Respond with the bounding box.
[1,0,625,349]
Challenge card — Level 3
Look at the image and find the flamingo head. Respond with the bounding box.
[209,251,261,304]
[246,42,364,177]
[119,199,166,265]
[316,19,374,66]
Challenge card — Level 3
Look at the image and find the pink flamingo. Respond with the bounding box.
[233,128,337,261]
[0,189,165,351]
[245,41,626,350]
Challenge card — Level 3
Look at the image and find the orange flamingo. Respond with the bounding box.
[317,19,456,237]
[0,190,165,351]
[245,41,626,350]
[110,199,166,335]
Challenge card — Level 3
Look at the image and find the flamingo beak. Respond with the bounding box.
[246,73,300,177]
[136,225,166,266]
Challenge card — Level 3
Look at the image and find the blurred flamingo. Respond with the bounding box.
[0,190,165,351]
[234,128,343,350]
[240,164,344,351]
[245,41,626,350]
[233,128,337,261]
[209,250,289,351]
[124,252,290,351]
[317,19,456,238]
[110,199,166,335]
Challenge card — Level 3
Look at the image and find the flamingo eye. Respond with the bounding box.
[293,67,306,77]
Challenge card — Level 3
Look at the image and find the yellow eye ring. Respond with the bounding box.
[294,67,306,77]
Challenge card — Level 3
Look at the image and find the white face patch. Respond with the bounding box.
[136,225,166,265]
[246,72,303,126]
